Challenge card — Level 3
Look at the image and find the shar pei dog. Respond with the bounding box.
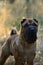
[0,18,38,65]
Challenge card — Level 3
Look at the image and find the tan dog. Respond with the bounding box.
[0,18,38,65]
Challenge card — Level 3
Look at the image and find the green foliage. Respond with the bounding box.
[0,0,43,38]
[5,0,43,32]
[8,0,15,4]
[26,0,29,2]
[15,21,20,31]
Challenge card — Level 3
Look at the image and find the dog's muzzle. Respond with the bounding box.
[29,25,37,33]
[24,25,37,43]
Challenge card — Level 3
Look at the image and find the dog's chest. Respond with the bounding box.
[10,36,36,61]
[18,42,36,59]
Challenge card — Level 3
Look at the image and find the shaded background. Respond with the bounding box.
[0,0,43,65]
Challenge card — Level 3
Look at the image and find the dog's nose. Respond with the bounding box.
[29,25,35,31]
[31,27,35,31]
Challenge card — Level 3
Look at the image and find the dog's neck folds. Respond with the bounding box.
[19,34,35,49]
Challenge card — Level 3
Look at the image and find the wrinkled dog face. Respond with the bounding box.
[21,18,38,43]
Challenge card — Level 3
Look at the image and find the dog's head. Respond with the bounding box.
[20,18,38,43]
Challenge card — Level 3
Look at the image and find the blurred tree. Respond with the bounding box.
[0,0,43,38]
[7,0,15,4]
[26,0,33,17]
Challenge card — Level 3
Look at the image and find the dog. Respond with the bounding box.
[0,18,38,65]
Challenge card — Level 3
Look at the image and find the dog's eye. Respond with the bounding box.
[24,23,29,27]
[32,22,38,26]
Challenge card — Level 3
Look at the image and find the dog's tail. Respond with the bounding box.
[10,27,17,35]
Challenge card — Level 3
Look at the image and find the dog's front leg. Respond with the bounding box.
[0,39,11,65]
[14,56,25,65]
[28,61,33,65]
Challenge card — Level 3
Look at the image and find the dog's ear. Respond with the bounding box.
[21,18,26,26]
[33,19,38,23]
[33,19,38,26]
[21,19,26,25]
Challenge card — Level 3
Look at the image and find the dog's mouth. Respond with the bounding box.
[23,25,37,43]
